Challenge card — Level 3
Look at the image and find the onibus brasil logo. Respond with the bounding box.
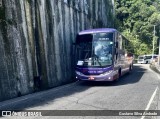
[1,111,42,117]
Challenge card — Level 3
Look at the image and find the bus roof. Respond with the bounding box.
[78,28,117,35]
[139,54,158,57]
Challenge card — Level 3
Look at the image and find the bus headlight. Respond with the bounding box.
[76,71,83,76]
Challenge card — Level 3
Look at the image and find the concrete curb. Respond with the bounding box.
[150,64,160,74]
[0,81,79,109]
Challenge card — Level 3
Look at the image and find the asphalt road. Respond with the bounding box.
[0,64,160,119]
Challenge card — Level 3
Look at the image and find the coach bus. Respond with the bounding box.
[75,28,133,81]
[137,54,158,64]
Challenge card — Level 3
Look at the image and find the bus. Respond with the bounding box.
[137,54,158,64]
[74,28,133,81]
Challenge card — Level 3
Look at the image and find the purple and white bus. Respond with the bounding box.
[75,28,133,81]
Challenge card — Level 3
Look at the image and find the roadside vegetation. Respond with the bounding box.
[115,0,160,57]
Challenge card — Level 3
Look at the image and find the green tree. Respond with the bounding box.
[115,0,160,56]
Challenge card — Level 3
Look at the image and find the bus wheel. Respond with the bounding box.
[115,69,121,82]
[129,65,132,72]
[118,70,121,78]
[146,61,148,64]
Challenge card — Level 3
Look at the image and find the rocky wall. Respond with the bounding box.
[0,0,115,101]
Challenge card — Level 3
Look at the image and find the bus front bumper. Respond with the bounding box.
[76,71,117,81]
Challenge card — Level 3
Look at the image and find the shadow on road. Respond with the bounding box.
[0,65,147,110]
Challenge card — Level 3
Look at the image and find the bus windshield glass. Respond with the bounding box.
[76,33,113,67]
[145,56,152,59]
[138,56,144,59]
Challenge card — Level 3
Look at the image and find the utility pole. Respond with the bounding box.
[158,25,160,66]
[152,25,156,60]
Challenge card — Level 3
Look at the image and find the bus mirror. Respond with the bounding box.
[116,42,118,48]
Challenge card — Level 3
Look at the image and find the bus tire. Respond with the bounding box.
[129,64,132,71]
[146,61,148,64]
[119,69,121,78]
[115,69,121,82]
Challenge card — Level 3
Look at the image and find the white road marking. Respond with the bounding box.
[141,87,159,119]
[0,81,79,108]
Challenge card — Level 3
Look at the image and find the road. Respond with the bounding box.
[0,64,160,119]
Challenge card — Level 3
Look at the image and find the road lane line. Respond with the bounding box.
[0,80,79,109]
[141,86,159,119]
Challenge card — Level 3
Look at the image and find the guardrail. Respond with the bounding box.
[150,57,160,74]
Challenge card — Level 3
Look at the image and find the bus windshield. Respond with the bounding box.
[138,56,144,59]
[76,33,113,67]
[145,56,152,59]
